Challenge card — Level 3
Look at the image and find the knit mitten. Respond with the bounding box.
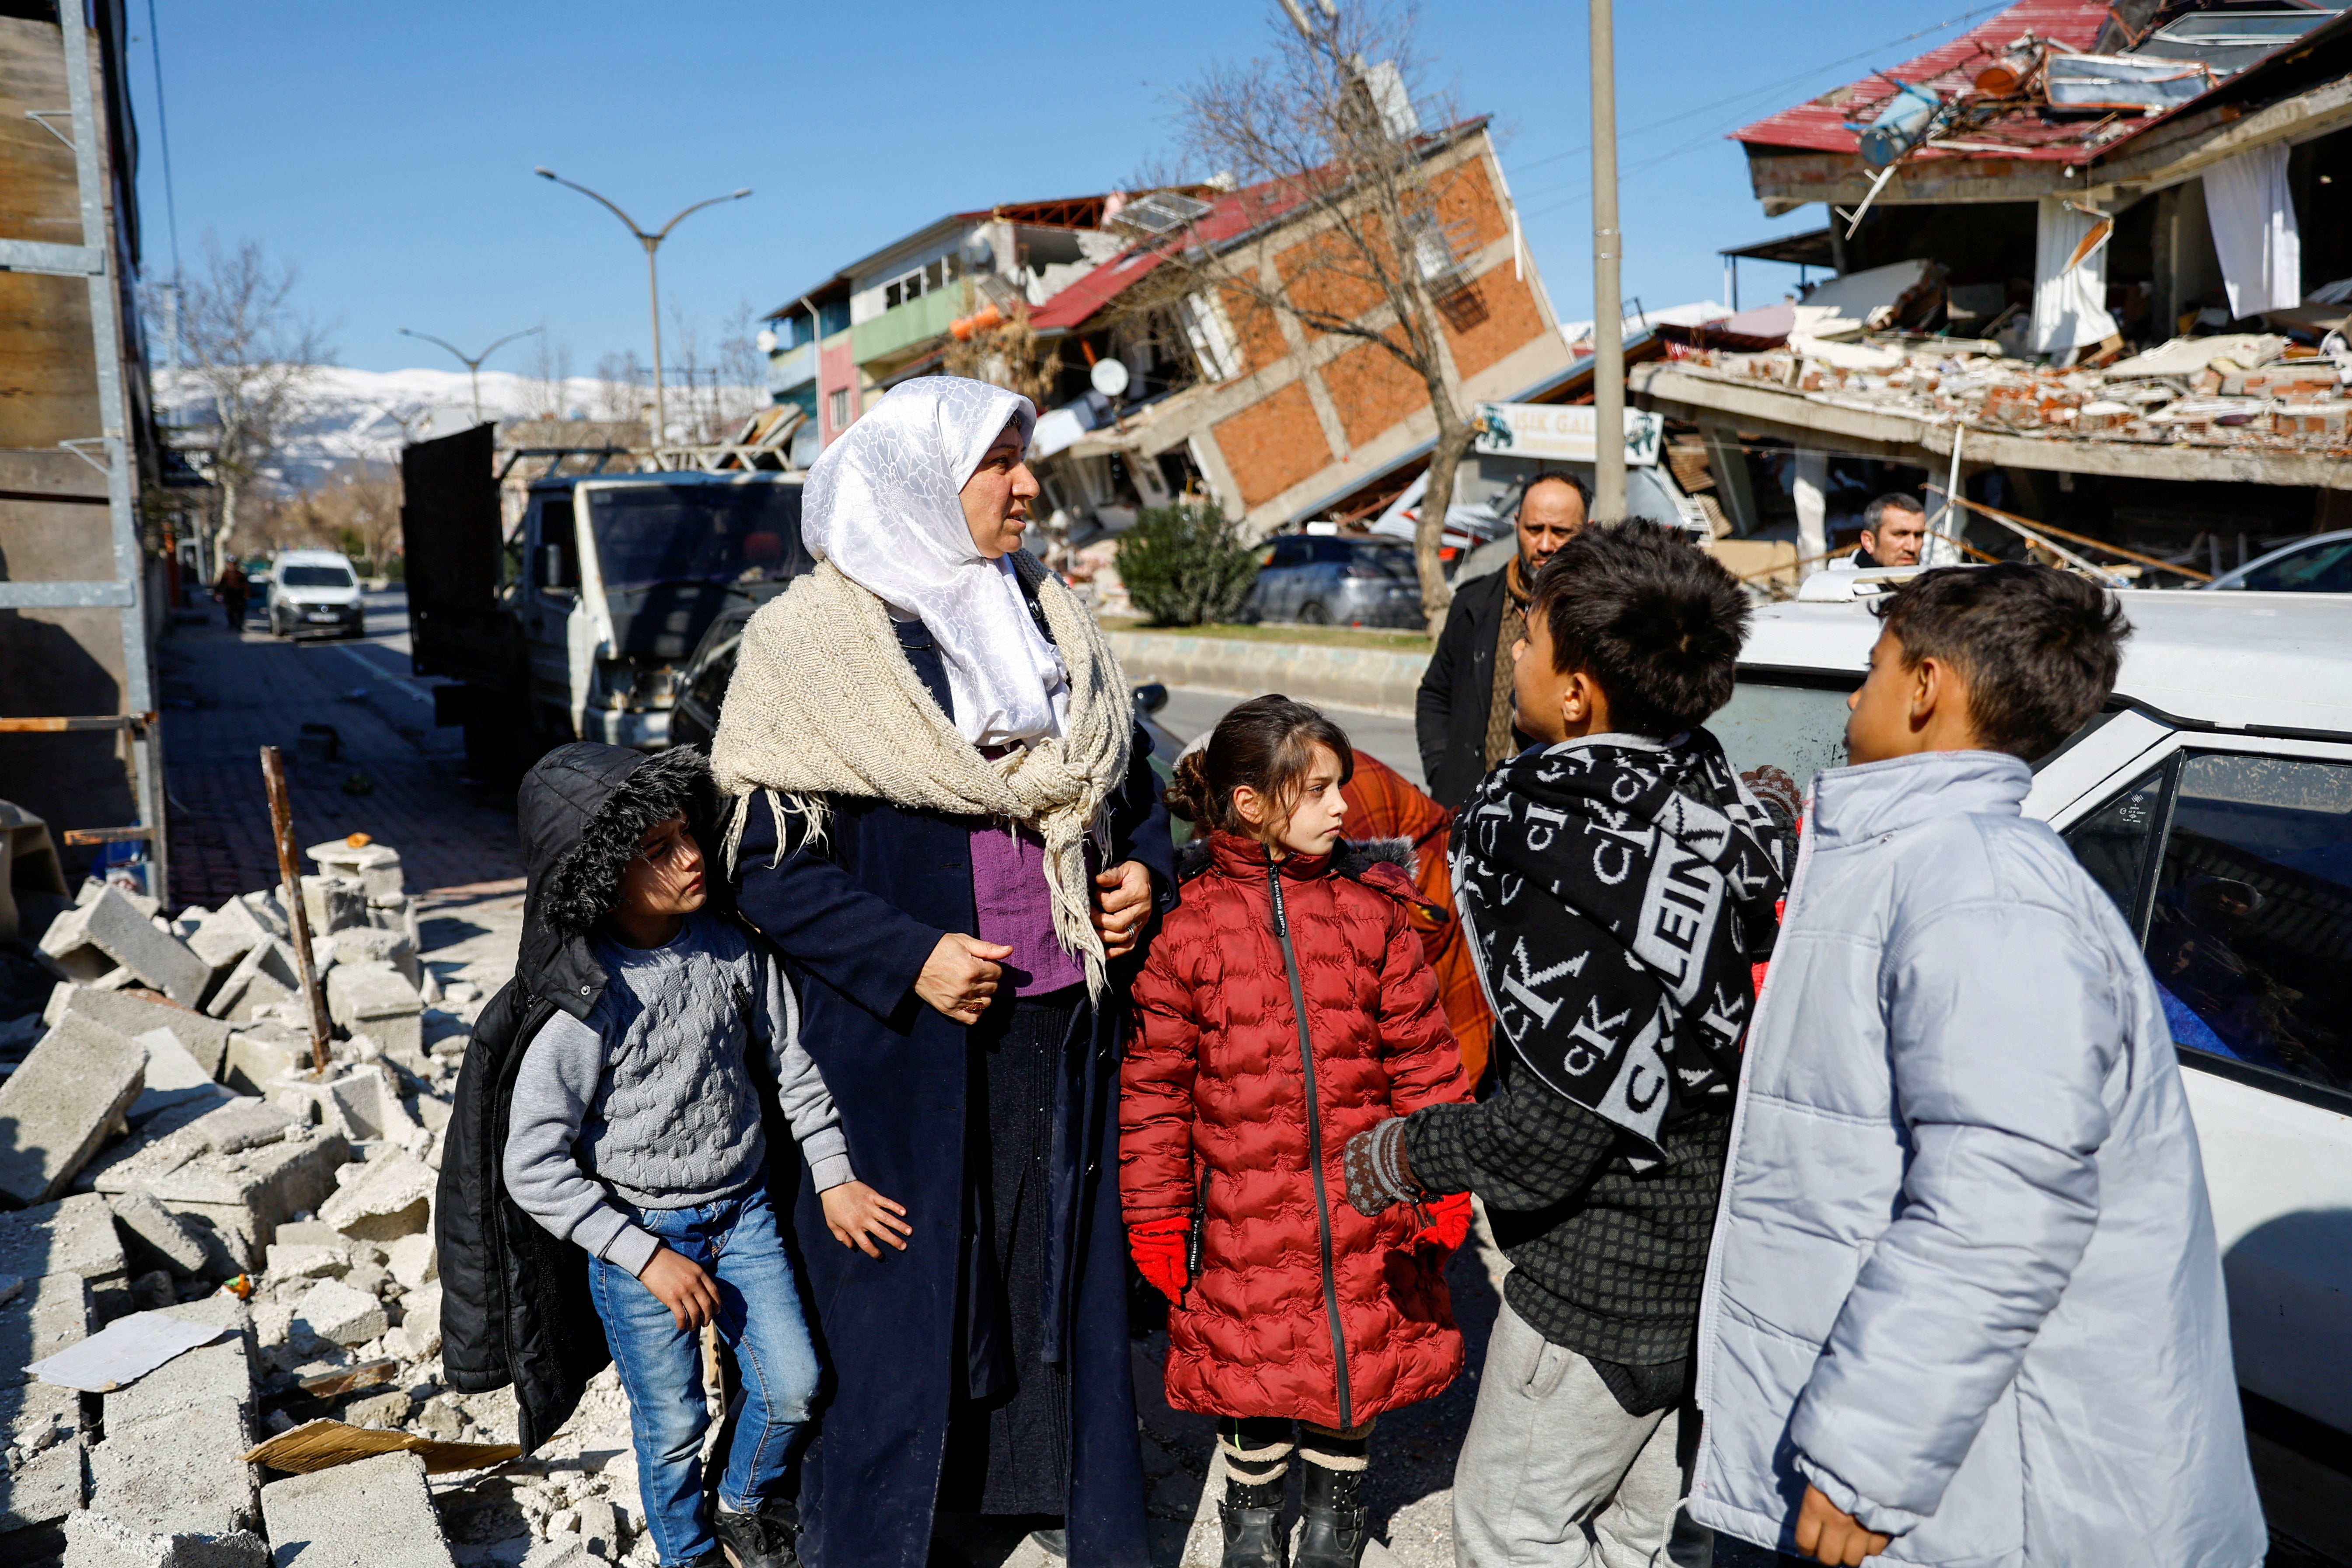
[1341,1116,1423,1216]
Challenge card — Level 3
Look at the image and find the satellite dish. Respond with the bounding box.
[1090,358,1131,398]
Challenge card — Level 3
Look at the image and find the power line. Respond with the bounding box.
[145,0,181,282]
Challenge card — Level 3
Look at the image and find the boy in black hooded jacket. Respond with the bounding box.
[438,744,905,1568]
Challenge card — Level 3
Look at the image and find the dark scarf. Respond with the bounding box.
[1451,730,1788,1156]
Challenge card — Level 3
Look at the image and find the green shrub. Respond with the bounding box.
[1117,502,1259,626]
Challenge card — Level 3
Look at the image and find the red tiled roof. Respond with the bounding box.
[1733,0,2111,162]
[1024,178,1316,333]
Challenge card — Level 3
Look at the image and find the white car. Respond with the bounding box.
[267,548,365,639]
[1717,581,2352,1446]
[2205,527,2352,594]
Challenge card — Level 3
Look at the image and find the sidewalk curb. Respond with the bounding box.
[1107,632,1430,719]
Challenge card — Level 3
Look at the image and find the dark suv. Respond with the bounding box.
[1242,534,1422,629]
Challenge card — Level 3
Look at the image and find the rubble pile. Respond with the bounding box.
[1673,330,2352,455]
[0,843,650,1568]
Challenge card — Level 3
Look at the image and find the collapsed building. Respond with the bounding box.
[1635,0,2352,585]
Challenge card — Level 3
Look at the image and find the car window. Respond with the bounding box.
[1261,538,1309,569]
[1710,674,1859,796]
[2240,538,2352,593]
[278,565,354,589]
[2063,751,2352,1096]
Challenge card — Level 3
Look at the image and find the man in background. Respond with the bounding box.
[1415,472,1589,810]
[213,558,250,631]
[1845,493,1928,569]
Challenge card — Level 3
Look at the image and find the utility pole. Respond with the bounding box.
[533,168,751,449]
[1590,0,1626,518]
[397,325,541,426]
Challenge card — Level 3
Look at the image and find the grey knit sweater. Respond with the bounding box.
[504,911,852,1276]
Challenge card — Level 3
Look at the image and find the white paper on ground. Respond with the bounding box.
[27,1307,232,1392]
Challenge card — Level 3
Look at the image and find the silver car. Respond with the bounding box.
[1243,534,1423,628]
[2202,528,2352,592]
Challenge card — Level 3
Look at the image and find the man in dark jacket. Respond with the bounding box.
[1414,473,1588,810]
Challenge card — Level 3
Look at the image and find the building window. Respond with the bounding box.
[829,388,852,429]
[882,253,963,311]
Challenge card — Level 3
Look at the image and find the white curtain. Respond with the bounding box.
[2205,144,2302,318]
[2031,196,2119,355]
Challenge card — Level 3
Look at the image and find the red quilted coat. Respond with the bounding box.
[1122,831,1474,1428]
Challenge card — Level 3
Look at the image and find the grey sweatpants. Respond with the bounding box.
[1453,1301,1711,1568]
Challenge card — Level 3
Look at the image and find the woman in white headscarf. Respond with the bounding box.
[712,377,1170,1568]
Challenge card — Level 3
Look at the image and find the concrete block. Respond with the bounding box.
[292,1278,383,1346]
[107,1191,209,1277]
[192,1099,302,1157]
[321,1068,418,1146]
[325,964,421,1030]
[304,840,403,902]
[126,1030,232,1127]
[86,1398,255,1539]
[45,890,211,1008]
[220,1036,303,1099]
[258,1450,453,1568]
[77,882,158,919]
[104,1297,252,1429]
[140,1132,349,1268]
[317,1150,432,1242]
[43,992,230,1082]
[384,1280,441,1361]
[61,1510,269,1568]
[0,1017,147,1207]
[232,893,288,942]
[383,1232,436,1290]
[319,927,418,989]
[266,1219,345,1249]
[262,1242,346,1280]
[4,1440,86,1531]
[185,897,273,976]
[0,1273,95,1529]
[204,943,300,1026]
[342,1390,411,1429]
[37,901,119,984]
[0,1196,127,1284]
[298,877,367,937]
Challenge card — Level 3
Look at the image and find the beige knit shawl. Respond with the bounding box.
[711,551,1133,999]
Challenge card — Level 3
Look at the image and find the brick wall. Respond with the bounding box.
[1439,265,1549,380]
[1213,380,1333,507]
[1320,332,1427,448]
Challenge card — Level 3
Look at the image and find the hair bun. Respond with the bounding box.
[1164,748,1213,824]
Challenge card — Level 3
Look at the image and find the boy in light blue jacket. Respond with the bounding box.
[1689,565,2265,1566]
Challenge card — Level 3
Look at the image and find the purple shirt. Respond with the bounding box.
[970,820,1085,996]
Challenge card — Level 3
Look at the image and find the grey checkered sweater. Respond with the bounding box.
[504,911,853,1277]
[1406,1050,1729,1365]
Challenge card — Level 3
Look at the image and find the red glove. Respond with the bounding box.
[1412,1192,1473,1253]
[1128,1216,1190,1303]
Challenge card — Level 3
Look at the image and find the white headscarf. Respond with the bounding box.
[799,377,1067,747]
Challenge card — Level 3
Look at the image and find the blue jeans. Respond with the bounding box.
[588,1185,821,1567]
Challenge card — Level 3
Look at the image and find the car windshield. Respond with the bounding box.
[1348,544,1419,578]
[2241,538,2352,593]
[278,565,353,588]
[586,482,810,592]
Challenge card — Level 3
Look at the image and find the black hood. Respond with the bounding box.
[514,743,721,1019]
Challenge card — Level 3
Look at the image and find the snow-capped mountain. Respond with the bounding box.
[154,365,761,492]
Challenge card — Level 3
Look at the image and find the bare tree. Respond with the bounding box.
[161,237,334,560]
[296,461,404,573]
[1141,2,1477,632]
[524,329,576,421]
[593,351,650,424]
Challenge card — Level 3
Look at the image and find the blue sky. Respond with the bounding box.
[127,1,2010,376]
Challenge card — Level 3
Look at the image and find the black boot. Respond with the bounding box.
[1292,1460,1368,1568]
[1219,1473,1289,1568]
[713,1502,799,1568]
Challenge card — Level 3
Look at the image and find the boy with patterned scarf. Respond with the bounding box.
[1344,522,1788,1568]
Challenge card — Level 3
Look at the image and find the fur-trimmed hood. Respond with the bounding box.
[514,743,724,1019]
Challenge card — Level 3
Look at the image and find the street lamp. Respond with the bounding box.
[395,325,542,427]
[532,167,752,448]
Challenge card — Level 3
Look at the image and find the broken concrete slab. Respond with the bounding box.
[384,1281,441,1362]
[204,942,299,1026]
[258,1449,455,1568]
[316,1149,432,1242]
[0,1274,94,1531]
[104,1297,252,1428]
[305,840,403,902]
[126,1030,231,1127]
[193,1099,303,1157]
[0,1199,124,1289]
[220,1036,302,1099]
[42,991,230,1082]
[321,1067,419,1147]
[298,877,367,939]
[87,1398,256,1540]
[59,1509,269,1568]
[138,1132,350,1270]
[0,1017,147,1208]
[383,1233,436,1290]
[291,1279,383,1347]
[261,1242,346,1280]
[185,897,272,976]
[5,1439,87,1533]
[39,890,212,1008]
[318,926,418,989]
[325,963,421,1030]
[107,1191,210,1278]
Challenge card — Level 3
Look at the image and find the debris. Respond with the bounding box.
[39,887,213,1006]
[318,926,419,988]
[222,1032,302,1096]
[304,840,403,902]
[325,964,423,1060]
[382,1281,440,1362]
[45,987,232,1080]
[300,877,367,938]
[242,1419,518,1477]
[0,1195,128,1285]
[294,1357,398,1399]
[131,1130,351,1271]
[342,1389,411,1429]
[292,1278,384,1347]
[0,1013,148,1207]
[383,1233,436,1290]
[87,1397,259,1540]
[58,1509,270,1568]
[28,1305,233,1393]
[316,1149,433,1241]
[186,896,275,974]
[258,1450,457,1568]
[128,1027,234,1125]
[206,940,302,1025]
[109,1189,214,1278]
[0,1273,95,1533]
[195,1098,305,1157]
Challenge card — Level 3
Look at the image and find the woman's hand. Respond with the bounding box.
[915,932,1012,1023]
[636,1244,721,1333]
[1093,859,1154,959]
[820,1180,913,1258]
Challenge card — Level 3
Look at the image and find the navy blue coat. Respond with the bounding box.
[732,612,1173,1568]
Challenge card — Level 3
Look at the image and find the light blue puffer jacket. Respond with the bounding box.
[1688,750,2265,1567]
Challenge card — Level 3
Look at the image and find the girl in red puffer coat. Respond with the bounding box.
[1124,695,1475,1568]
